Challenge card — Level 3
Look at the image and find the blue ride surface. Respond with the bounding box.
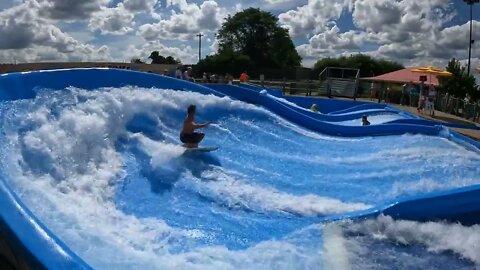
[0,69,479,269]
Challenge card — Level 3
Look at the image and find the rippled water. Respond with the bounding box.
[0,86,478,269]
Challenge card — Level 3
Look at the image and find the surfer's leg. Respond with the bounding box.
[191,133,205,147]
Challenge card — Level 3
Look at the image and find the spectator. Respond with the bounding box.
[175,67,182,79]
[239,71,248,82]
[370,82,377,101]
[384,87,391,103]
[425,84,436,116]
[401,83,410,106]
[417,84,426,114]
[409,85,419,107]
[226,73,233,84]
[183,67,191,81]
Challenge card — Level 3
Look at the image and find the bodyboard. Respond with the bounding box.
[183,146,219,153]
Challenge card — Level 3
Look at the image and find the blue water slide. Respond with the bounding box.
[327,103,389,114]
[0,68,226,101]
[323,183,480,225]
[238,82,283,97]
[278,102,401,122]
[0,177,92,269]
[235,82,377,113]
[0,68,479,269]
[386,118,480,130]
[207,84,442,136]
[212,84,403,121]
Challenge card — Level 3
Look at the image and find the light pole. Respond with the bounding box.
[464,0,479,76]
[196,33,204,62]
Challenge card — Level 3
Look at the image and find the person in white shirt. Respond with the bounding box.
[175,67,183,79]
[425,84,436,116]
[183,67,194,81]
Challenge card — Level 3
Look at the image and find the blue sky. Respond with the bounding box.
[0,0,479,82]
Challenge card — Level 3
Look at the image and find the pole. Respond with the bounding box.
[196,33,204,62]
[468,3,473,76]
[465,0,479,76]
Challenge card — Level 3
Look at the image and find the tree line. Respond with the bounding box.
[128,7,478,100]
[131,51,181,65]
[312,54,404,78]
[439,58,479,101]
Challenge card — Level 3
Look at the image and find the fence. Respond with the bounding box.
[435,94,480,122]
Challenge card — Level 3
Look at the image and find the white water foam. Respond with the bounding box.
[0,86,478,269]
[0,86,374,269]
[390,177,480,198]
[178,166,371,216]
[344,215,480,267]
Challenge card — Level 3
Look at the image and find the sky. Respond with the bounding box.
[0,0,479,80]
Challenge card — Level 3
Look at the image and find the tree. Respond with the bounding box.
[439,58,479,100]
[196,48,252,76]
[313,54,404,78]
[148,51,181,64]
[130,58,145,64]
[217,8,301,69]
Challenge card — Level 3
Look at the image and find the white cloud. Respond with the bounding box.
[123,0,157,13]
[37,0,109,21]
[138,0,226,41]
[89,4,135,35]
[278,0,353,37]
[294,0,473,70]
[0,1,112,62]
[0,0,478,80]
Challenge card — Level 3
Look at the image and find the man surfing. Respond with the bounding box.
[180,104,210,148]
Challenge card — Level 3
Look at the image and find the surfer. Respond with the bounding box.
[362,115,370,126]
[180,104,210,148]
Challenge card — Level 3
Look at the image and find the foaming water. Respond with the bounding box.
[0,86,478,269]
[271,95,404,125]
[340,215,480,269]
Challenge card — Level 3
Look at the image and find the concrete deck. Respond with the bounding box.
[391,104,480,141]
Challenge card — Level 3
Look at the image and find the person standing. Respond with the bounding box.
[401,83,410,106]
[175,67,183,79]
[370,82,377,101]
[239,71,248,82]
[183,67,193,81]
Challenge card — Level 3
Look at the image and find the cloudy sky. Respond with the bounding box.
[0,0,479,76]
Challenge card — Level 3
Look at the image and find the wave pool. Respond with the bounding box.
[0,85,479,269]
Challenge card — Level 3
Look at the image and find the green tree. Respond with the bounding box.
[130,58,145,64]
[216,8,301,69]
[148,51,181,64]
[439,58,479,100]
[313,54,404,77]
[196,48,252,76]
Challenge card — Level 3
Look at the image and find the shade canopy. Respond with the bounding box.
[361,67,443,86]
[411,66,452,77]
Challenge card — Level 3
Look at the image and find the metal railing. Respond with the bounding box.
[435,94,480,122]
[318,67,360,99]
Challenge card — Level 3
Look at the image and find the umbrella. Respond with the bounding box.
[411,66,452,77]
[411,66,452,85]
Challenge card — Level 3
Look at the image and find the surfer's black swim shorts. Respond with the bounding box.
[180,132,205,144]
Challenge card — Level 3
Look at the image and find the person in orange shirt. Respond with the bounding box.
[239,71,248,82]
